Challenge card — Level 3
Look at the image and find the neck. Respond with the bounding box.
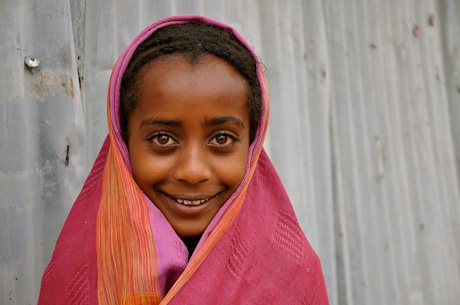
[181,235,202,259]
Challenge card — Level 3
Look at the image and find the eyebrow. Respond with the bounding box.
[140,118,181,128]
[208,116,246,129]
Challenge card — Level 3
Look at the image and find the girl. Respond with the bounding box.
[39,15,329,304]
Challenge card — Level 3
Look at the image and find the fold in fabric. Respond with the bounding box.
[38,15,329,304]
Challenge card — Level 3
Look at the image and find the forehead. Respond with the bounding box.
[139,54,246,92]
[133,54,250,123]
[139,54,247,103]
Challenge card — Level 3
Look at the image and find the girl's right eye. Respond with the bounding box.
[150,133,177,146]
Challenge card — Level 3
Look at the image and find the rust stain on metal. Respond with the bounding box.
[33,73,75,100]
[33,72,52,96]
[60,78,75,98]
[413,24,420,37]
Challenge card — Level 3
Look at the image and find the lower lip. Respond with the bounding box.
[162,193,219,216]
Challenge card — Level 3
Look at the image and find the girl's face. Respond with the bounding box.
[128,54,250,237]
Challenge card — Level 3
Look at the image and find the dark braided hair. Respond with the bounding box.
[120,22,262,143]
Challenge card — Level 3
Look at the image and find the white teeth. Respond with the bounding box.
[176,198,208,206]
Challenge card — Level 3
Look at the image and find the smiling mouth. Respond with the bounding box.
[162,192,217,206]
[175,198,209,206]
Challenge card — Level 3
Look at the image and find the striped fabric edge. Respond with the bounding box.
[96,93,160,304]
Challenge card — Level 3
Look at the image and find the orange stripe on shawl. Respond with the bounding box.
[96,87,160,304]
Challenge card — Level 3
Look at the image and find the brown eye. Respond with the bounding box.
[157,134,170,145]
[151,134,176,146]
[215,134,228,144]
[209,133,235,147]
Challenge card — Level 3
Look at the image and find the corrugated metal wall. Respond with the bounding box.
[1,0,459,304]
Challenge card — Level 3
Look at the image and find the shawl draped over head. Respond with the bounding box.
[38,15,329,304]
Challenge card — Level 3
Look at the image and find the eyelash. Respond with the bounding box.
[148,132,177,147]
[209,131,238,148]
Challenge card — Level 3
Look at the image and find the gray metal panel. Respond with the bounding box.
[0,0,87,304]
[1,0,459,304]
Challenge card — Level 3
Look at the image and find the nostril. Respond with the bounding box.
[172,153,211,184]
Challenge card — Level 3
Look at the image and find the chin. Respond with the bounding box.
[174,224,207,238]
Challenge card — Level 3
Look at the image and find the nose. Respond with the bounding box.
[173,144,211,185]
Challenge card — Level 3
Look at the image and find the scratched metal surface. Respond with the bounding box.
[1,0,459,304]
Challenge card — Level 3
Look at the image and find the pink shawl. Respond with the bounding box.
[38,15,329,304]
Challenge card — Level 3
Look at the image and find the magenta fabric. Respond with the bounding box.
[38,138,109,304]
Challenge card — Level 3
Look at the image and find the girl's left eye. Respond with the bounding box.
[209,133,235,146]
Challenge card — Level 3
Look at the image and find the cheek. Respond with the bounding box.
[129,148,172,188]
[217,151,248,191]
